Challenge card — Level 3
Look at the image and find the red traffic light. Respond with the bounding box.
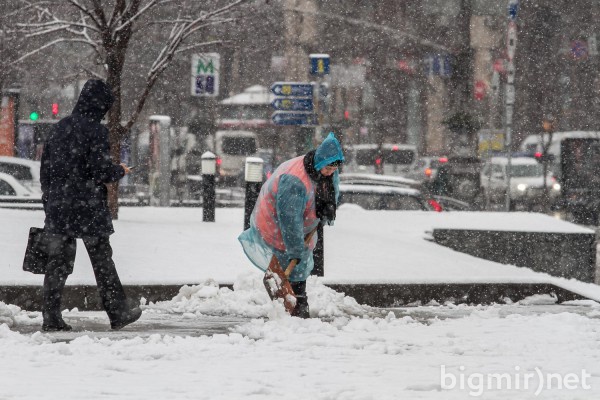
[52,103,59,116]
[343,110,350,120]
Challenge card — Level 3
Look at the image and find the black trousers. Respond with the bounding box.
[43,235,127,322]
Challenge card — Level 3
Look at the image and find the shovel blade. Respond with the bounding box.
[263,256,297,314]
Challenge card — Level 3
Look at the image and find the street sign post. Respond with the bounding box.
[505,0,519,212]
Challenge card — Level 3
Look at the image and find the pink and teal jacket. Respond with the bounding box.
[238,133,343,282]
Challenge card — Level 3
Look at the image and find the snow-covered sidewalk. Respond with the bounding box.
[2,207,600,301]
[1,276,600,399]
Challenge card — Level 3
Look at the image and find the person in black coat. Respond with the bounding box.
[40,79,141,331]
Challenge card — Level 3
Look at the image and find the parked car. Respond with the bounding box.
[431,195,472,211]
[0,156,42,195]
[0,172,40,198]
[339,172,420,189]
[427,156,482,204]
[343,143,417,176]
[406,156,448,184]
[480,156,560,209]
[339,183,442,211]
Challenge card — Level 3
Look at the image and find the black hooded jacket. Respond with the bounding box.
[40,79,125,237]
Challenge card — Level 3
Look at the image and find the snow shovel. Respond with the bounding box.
[263,227,318,314]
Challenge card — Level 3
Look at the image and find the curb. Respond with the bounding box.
[0,282,586,311]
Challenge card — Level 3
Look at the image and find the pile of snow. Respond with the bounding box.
[0,302,20,327]
[144,274,374,319]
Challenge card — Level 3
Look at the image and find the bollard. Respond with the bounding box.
[243,157,264,230]
[201,151,216,222]
[312,224,324,276]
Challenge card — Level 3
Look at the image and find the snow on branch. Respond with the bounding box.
[12,37,100,65]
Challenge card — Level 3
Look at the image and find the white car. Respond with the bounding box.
[0,156,42,195]
[480,156,560,208]
[0,172,40,198]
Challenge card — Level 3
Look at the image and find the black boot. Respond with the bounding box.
[83,237,142,330]
[290,281,310,319]
[42,271,72,332]
[110,300,142,330]
[41,235,76,332]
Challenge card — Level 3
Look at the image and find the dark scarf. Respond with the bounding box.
[303,150,337,225]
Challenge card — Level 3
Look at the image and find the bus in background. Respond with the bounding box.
[212,130,259,185]
[343,143,417,176]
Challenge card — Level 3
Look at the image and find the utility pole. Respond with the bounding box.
[505,0,519,211]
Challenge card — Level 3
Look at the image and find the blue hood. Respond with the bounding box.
[314,132,345,171]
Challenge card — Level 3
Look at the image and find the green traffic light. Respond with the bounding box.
[29,112,39,121]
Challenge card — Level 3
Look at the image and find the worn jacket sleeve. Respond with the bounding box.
[88,126,125,183]
[276,174,308,261]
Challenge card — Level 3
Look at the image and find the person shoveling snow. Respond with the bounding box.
[239,133,345,317]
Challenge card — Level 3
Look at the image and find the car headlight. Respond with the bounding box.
[517,183,527,191]
[552,183,561,191]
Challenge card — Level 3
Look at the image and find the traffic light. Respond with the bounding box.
[29,111,39,121]
[52,103,59,117]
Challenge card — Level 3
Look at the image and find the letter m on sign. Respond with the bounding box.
[191,53,220,97]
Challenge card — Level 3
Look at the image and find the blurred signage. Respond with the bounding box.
[191,53,220,97]
[270,82,313,97]
[571,40,589,60]
[478,130,505,154]
[271,112,317,126]
[272,98,313,112]
[425,54,452,77]
[508,0,519,21]
[271,82,316,126]
[309,54,330,76]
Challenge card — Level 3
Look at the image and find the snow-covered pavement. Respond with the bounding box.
[1,276,600,399]
[3,207,600,398]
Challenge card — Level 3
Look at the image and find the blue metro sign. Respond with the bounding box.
[271,112,317,126]
[270,82,313,97]
[272,98,314,112]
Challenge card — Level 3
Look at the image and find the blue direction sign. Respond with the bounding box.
[271,82,313,97]
[272,112,317,126]
[272,98,314,112]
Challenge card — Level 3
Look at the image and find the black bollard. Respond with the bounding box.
[243,157,264,230]
[201,151,216,222]
[312,224,324,276]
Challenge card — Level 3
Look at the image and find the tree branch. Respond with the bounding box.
[67,0,102,29]
[10,37,99,65]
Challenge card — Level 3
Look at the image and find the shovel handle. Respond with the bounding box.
[284,226,318,277]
